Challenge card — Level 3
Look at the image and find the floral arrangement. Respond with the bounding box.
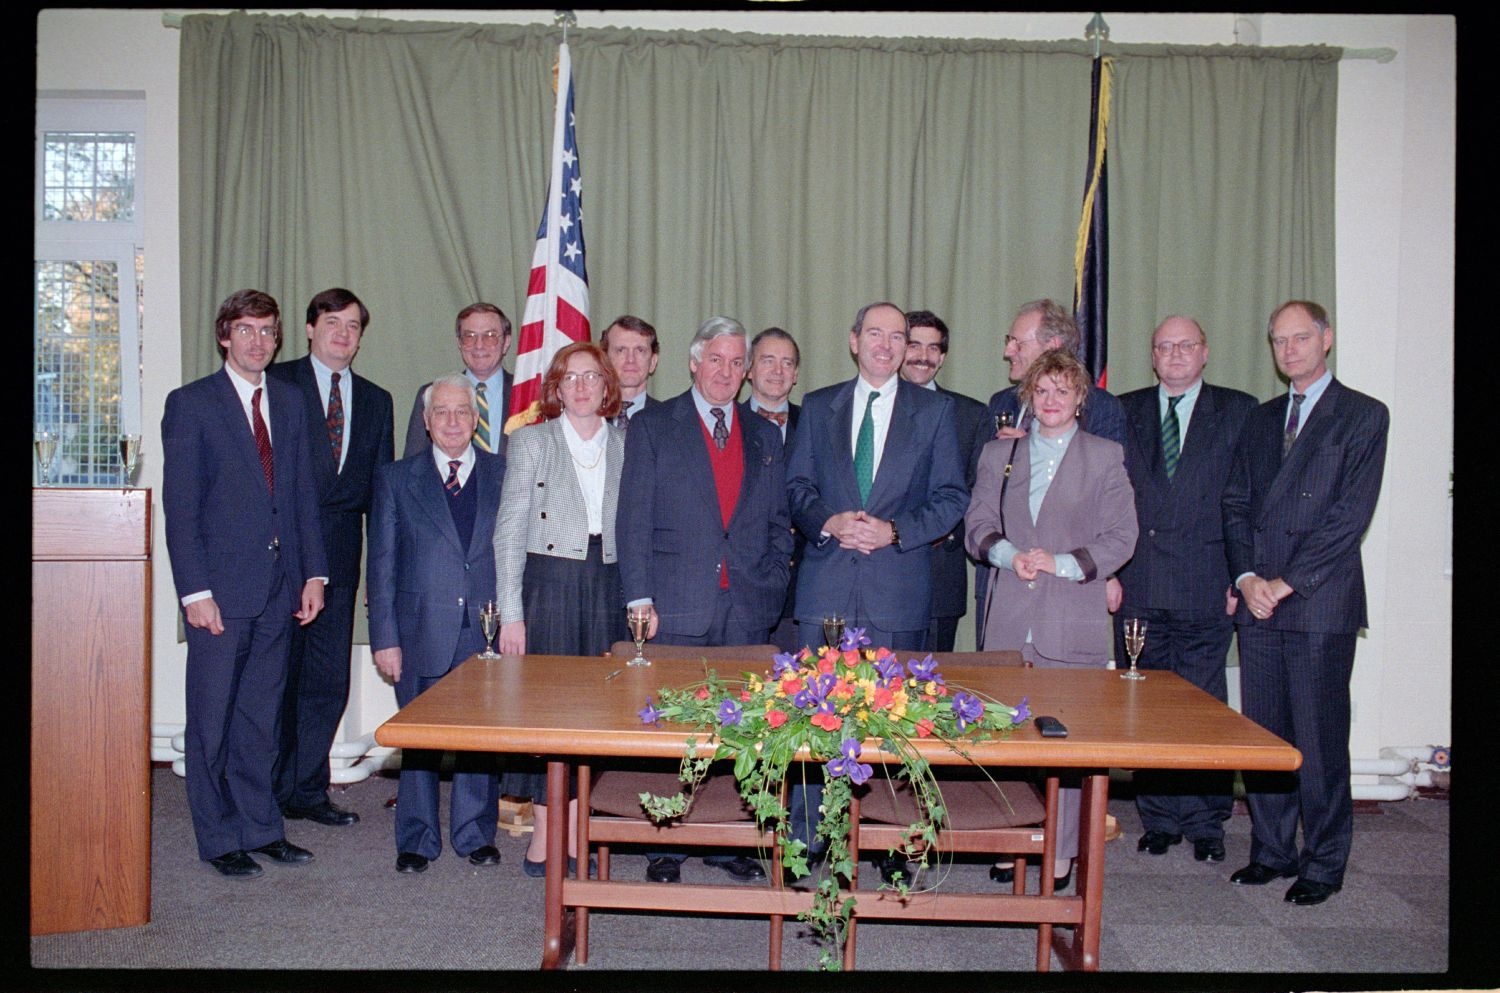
[636,629,1030,970]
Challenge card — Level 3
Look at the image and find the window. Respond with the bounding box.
[35,93,144,486]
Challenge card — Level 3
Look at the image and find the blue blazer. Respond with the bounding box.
[787,377,969,633]
[616,391,793,638]
[161,368,327,618]
[367,449,505,677]
[1222,379,1389,634]
[931,386,993,619]
[267,357,394,589]
[1117,382,1257,615]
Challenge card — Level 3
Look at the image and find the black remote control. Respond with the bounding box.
[1035,715,1068,738]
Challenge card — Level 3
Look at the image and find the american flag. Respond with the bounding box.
[507,41,589,432]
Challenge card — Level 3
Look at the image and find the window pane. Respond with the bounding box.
[35,260,122,484]
[41,131,136,222]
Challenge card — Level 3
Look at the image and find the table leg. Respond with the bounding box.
[541,759,575,969]
[1052,769,1107,971]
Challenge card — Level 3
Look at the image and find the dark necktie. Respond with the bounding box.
[854,391,878,504]
[444,459,462,498]
[1283,392,1306,459]
[251,386,274,496]
[326,371,344,470]
[1161,394,1183,479]
[473,382,491,453]
[756,406,788,427]
[711,407,729,450]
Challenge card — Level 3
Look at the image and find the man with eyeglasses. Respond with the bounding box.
[403,303,513,458]
[161,289,328,878]
[1115,315,1256,866]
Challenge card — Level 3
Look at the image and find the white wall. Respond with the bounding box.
[36,10,1454,760]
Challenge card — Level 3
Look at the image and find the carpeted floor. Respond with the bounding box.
[28,766,1452,982]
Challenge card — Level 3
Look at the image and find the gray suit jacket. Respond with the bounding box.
[966,429,1137,665]
[493,417,625,624]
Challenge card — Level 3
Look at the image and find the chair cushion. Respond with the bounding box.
[857,773,1045,830]
[591,766,754,823]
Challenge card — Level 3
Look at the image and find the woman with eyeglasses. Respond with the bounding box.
[493,340,626,876]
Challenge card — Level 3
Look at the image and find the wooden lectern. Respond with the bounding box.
[32,488,152,934]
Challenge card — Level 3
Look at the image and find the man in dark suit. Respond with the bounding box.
[899,309,991,652]
[617,316,793,883]
[161,289,328,878]
[600,314,661,423]
[744,326,802,652]
[403,303,513,458]
[1117,315,1257,864]
[1222,300,1389,907]
[370,374,505,874]
[266,288,394,828]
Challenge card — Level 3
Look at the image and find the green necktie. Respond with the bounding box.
[473,381,491,453]
[1161,394,1182,479]
[854,390,878,505]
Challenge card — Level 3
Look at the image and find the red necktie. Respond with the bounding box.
[444,459,462,498]
[252,387,274,496]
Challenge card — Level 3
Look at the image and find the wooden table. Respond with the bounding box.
[376,653,1299,971]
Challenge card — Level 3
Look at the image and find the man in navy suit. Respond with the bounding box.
[617,316,793,883]
[403,303,513,458]
[899,309,991,652]
[266,288,394,827]
[1223,300,1389,906]
[161,289,328,878]
[1117,316,1256,864]
[744,326,802,652]
[370,374,505,874]
[600,314,661,424]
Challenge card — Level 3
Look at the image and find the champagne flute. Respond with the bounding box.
[478,600,501,659]
[822,614,845,650]
[1121,617,1147,681]
[626,605,652,667]
[34,430,58,487]
[119,434,142,487]
[994,411,1014,434]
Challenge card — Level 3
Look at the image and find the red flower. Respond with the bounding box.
[780,676,802,695]
[810,711,843,732]
[818,657,836,675]
[915,719,935,738]
[871,686,894,711]
[765,709,788,729]
[740,690,752,702]
[696,687,711,700]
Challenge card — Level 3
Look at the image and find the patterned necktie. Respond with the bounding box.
[854,390,878,505]
[1161,394,1183,479]
[1283,392,1306,459]
[711,407,729,450]
[473,382,491,453]
[444,459,462,498]
[251,386,274,496]
[756,406,788,427]
[326,371,344,470]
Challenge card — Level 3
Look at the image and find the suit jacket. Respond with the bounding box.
[161,368,327,617]
[787,377,969,633]
[966,429,1137,665]
[1222,379,1389,634]
[367,449,506,676]
[267,357,394,588]
[403,369,514,460]
[987,382,1126,445]
[616,392,793,638]
[931,385,992,620]
[493,416,626,624]
[748,400,803,623]
[1117,382,1257,615]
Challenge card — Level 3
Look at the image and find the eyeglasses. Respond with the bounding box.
[1152,341,1203,356]
[560,371,603,387]
[460,331,504,345]
[1004,335,1039,348]
[229,324,278,340]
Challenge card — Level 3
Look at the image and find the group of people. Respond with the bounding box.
[161,287,1387,910]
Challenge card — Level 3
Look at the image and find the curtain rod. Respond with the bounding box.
[153,10,1398,60]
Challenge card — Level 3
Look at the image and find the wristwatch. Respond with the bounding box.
[888,518,900,548]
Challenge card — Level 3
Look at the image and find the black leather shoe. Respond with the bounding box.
[1284,878,1340,906]
[251,839,314,865]
[466,844,501,866]
[396,852,429,873]
[1049,865,1073,892]
[1229,862,1296,885]
[646,856,682,883]
[704,855,766,881]
[875,855,912,886]
[989,861,1015,884]
[284,800,359,826]
[1137,830,1183,855]
[208,850,263,878]
[1192,838,1226,863]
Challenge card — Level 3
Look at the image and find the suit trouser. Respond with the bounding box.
[274,583,356,810]
[394,637,499,860]
[1119,608,1235,841]
[183,568,296,861]
[1237,626,1356,887]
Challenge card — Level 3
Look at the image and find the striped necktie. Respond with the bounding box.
[1161,394,1182,479]
[473,382,491,453]
[444,459,462,498]
[251,387,274,496]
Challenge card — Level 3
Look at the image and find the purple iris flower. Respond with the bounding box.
[638,698,663,725]
[794,671,838,709]
[1011,696,1031,723]
[825,738,874,785]
[907,653,945,685]
[718,698,743,727]
[840,627,871,651]
[772,651,800,677]
[952,692,984,731]
[874,656,903,682]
